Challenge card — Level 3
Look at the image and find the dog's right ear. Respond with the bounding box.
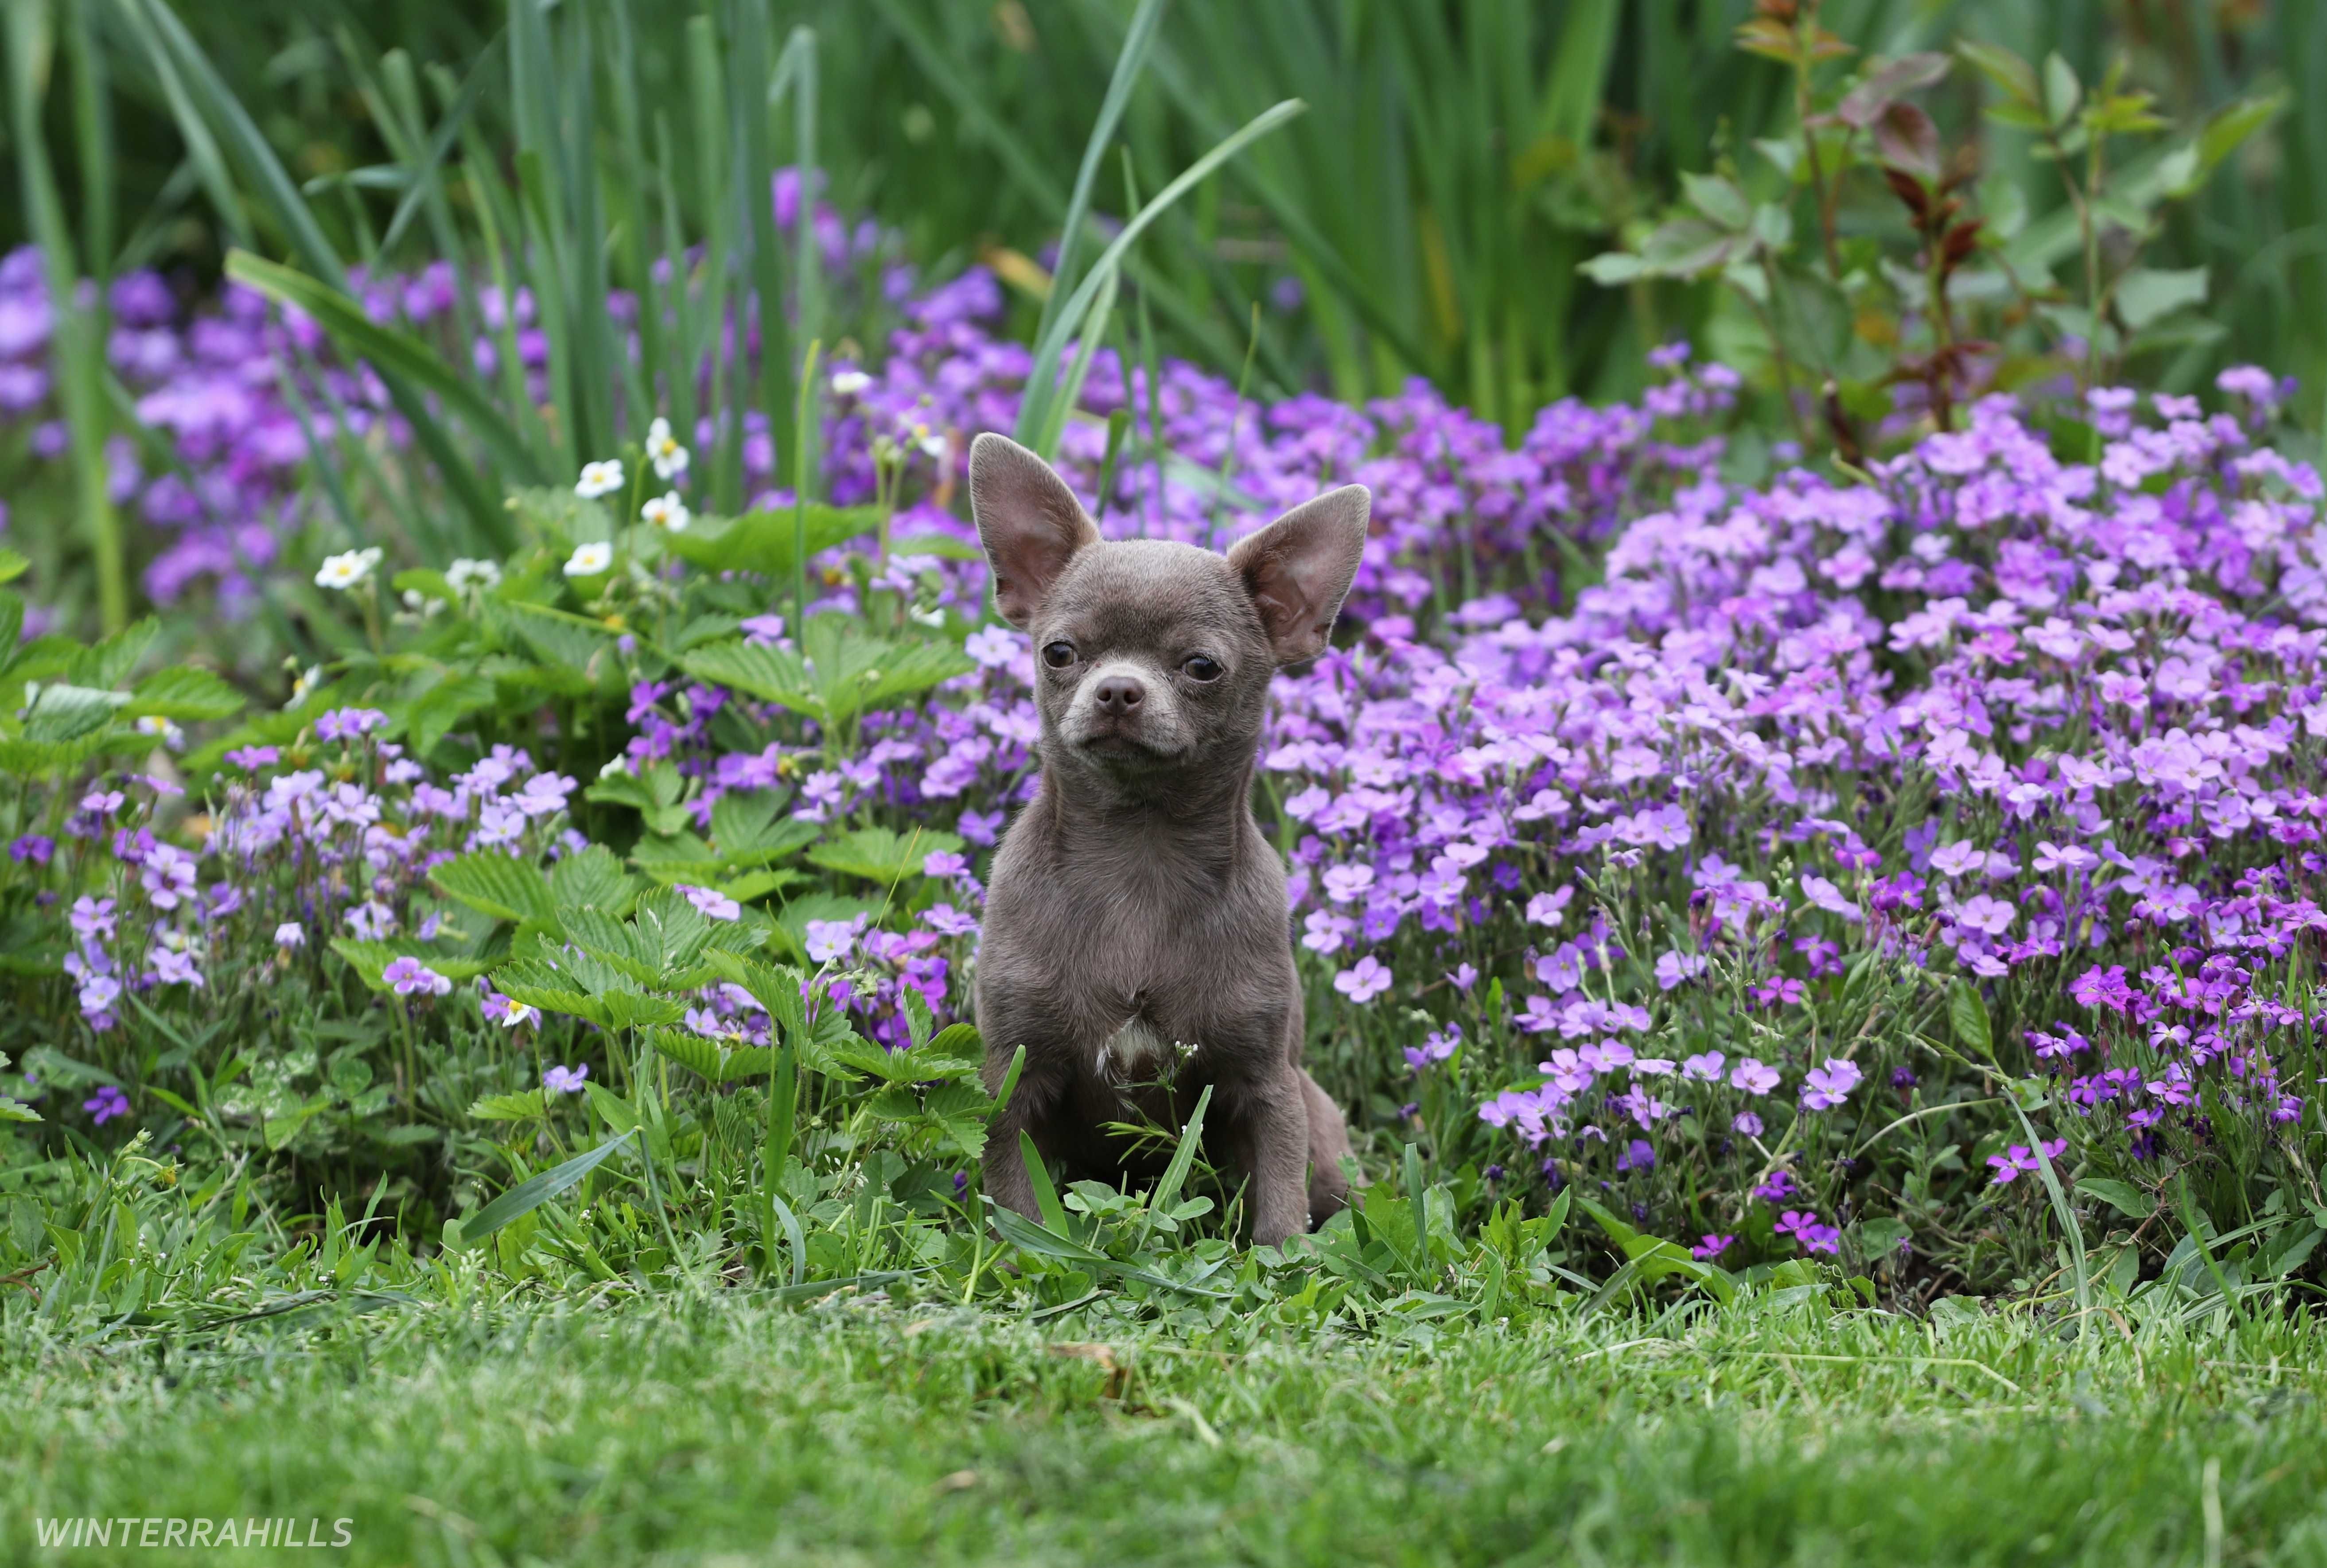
[968,433,1101,630]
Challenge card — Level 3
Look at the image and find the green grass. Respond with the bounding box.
[10,1291,2327,1565]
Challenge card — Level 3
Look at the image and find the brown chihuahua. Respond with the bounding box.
[967,432,1368,1245]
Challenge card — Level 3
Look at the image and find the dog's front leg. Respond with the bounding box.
[979,1055,1050,1222]
[1233,1070,1313,1247]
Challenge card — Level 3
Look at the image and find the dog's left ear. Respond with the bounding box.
[1227,485,1370,664]
[969,432,1101,630]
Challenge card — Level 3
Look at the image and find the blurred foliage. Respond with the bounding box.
[0,0,2316,429]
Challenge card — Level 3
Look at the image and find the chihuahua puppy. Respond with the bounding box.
[966,432,1368,1246]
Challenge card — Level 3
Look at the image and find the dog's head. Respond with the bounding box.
[968,433,1369,800]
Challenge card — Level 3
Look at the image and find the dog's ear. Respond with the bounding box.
[969,433,1101,629]
[1227,485,1370,664]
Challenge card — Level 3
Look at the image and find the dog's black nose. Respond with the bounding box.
[1092,674,1145,713]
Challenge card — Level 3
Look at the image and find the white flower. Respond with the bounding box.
[134,714,185,749]
[285,666,323,708]
[641,492,691,533]
[575,459,626,499]
[500,999,538,1029]
[646,417,690,481]
[598,755,631,779]
[914,425,947,460]
[275,922,305,949]
[314,547,383,591]
[446,557,502,593]
[564,541,614,577]
[830,369,872,396]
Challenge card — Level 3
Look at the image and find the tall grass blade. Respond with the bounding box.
[1031,0,1165,355]
[1017,97,1307,455]
[7,0,126,630]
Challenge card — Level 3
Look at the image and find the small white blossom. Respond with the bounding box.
[314,547,383,591]
[645,418,690,481]
[830,369,872,396]
[641,492,691,533]
[564,541,614,577]
[446,557,502,593]
[575,459,625,499]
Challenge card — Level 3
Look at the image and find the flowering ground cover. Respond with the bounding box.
[8,236,2323,1314]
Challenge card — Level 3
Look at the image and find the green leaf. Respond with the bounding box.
[1680,171,1751,231]
[710,789,817,866]
[1577,250,1646,286]
[650,1027,726,1080]
[1948,979,1992,1059]
[1956,39,2038,108]
[0,547,27,584]
[468,1089,547,1121]
[454,1130,633,1245]
[126,665,245,722]
[679,616,975,728]
[2077,1178,2155,1221]
[549,844,643,917]
[22,683,128,743]
[809,824,964,887]
[662,503,879,581]
[396,672,497,758]
[2042,52,2081,127]
[2114,265,2208,331]
[66,616,158,689]
[431,850,558,928]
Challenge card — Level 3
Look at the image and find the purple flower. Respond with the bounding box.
[150,946,204,988]
[1774,1210,1841,1255]
[805,914,866,964]
[84,1084,129,1125]
[1798,874,1862,923]
[382,956,451,997]
[1730,1057,1779,1096]
[140,844,199,910]
[69,895,116,941]
[1403,1023,1460,1073]
[679,884,742,921]
[1799,1058,1864,1111]
[543,1063,590,1094]
[2070,965,2133,1015]
[1334,955,1392,1004]
[8,834,54,864]
[922,903,981,938]
[275,922,305,949]
[1691,1233,1735,1261]
[315,706,389,742]
[1986,1139,2068,1185]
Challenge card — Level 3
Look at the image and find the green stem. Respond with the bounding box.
[792,339,822,638]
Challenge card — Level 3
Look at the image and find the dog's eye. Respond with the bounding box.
[1041,641,1077,669]
[1181,654,1222,682]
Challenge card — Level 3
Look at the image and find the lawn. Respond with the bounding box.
[10,1293,2325,1566]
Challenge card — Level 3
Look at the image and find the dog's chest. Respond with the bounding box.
[1097,1013,1178,1081]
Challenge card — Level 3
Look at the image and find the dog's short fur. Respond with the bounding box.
[968,433,1368,1245]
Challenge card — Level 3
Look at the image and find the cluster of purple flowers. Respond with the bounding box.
[0,172,902,611]
[12,187,2327,1277]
